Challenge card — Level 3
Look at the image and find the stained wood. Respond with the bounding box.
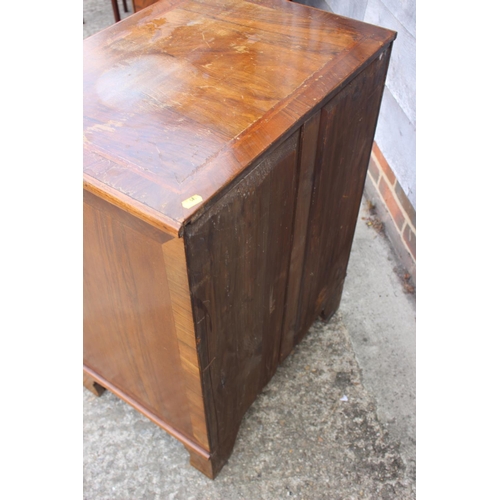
[296,47,392,341]
[132,0,159,12]
[184,133,299,466]
[83,0,395,235]
[83,372,106,397]
[83,365,210,458]
[280,111,321,362]
[185,445,224,479]
[163,238,209,449]
[111,0,120,23]
[83,193,208,450]
[83,0,396,479]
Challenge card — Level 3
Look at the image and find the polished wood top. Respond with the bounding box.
[83,0,395,235]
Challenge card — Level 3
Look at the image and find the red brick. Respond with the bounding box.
[394,181,416,229]
[373,142,396,186]
[368,155,380,184]
[378,177,405,230]
[403,223,416,260]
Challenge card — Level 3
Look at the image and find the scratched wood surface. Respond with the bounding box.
[181,50,392,475]
[83,0,395,234]
[83,0,396,479]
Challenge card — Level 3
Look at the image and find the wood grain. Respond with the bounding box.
[280,111,320,362]
[83,0,395,234]
[296,47,392,341]
[184,132,299,468]
[83,0,396,479]
[83,192,208,450]
[84,365,210,459]
[163,237,209,450]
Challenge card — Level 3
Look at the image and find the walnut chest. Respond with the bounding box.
[83,0,395,478]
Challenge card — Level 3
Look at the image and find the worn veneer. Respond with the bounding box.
[83,0,395,479]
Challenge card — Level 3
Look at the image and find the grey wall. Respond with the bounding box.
[295,0,416,209]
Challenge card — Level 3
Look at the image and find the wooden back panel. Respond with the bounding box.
[184,132,300,462]
[293,48,392,344]
[183,45,392,466]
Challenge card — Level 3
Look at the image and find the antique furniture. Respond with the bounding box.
[112,0,159,23]
[112,0,158,22]
[83,0,396,479]
[110,0,129,23]
[129,0,158,14]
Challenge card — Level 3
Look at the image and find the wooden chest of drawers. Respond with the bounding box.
[83,0,395,478]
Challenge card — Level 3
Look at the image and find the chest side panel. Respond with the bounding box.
[83,190,208,450]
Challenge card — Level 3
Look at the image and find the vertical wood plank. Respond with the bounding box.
[296,47,392,341]
[279,111,321,362]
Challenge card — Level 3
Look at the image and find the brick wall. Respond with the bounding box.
[365,142,416,284]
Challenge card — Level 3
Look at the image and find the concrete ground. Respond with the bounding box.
[83,4,416,498]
